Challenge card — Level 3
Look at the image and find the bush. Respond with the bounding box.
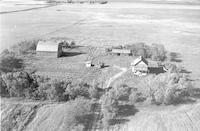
[65,82,90,99]
[129,90,140,104]
[164,63,180,73]
[88,83,101,99]
[1,71,39,98]
[113,84,131,101]
[0,75,8,96]
[0,50,24,73]
[10,39,39,55]
[37,80,71,101]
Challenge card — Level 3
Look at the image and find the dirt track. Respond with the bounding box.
[106,65,127,88]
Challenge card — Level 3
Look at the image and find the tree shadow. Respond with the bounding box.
[170,52,182,63]
[109,104,138,126]
[109,119,129,126]
[189,88,200,99]
[117,104,138,117]
[172,97,196,105]
[171,88,200,105]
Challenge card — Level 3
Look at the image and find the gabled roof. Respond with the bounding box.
[132,56,148,66]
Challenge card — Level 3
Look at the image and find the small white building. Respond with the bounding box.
[85,61,92,67]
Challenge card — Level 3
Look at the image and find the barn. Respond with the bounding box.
[131,56,148,76]
[36,40,63,58]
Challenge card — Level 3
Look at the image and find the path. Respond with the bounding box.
[87,65,128,131]
[0,5,57,14]
[106,65,128,88]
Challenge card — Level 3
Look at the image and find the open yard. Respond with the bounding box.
[23,46,138,87]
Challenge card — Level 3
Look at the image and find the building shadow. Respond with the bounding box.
[61,52,85,57]
[148,67,166,74]
[117,104,138,117]
[170,52,182,62]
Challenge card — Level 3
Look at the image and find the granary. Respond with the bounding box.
[131,56,148,76]
[36,40,63,58]
[85,61,92,68]
[109,49,132,56]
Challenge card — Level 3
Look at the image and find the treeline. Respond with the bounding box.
[114,42,167,61]
[46,0,108,4]
[0,71,101,102]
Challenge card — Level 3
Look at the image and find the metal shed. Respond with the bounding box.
[36,40,63,58]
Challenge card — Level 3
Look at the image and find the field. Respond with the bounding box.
[1,0,200,131]
[1,1,200,80]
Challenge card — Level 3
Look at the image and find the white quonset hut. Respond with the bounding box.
[36,40,63,58]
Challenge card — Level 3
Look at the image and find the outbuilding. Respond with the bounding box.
[85,61,93,67]
[131,56,148,76]
[110,49,132,56]
[36,40,63,58]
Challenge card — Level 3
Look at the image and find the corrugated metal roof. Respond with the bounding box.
[36,40,59,52]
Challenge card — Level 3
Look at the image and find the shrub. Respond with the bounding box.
[65,82,90,99]
[88,83,101,99]
[10,39,39,55]
[0,75,8,96]
[129,90,140,104]
[113,84,131,101]
[0,50,24,73]
[37,79,71,101]
[1,71,35,97]
[164,63,179,73]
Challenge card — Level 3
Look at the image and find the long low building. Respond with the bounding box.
[109,49,132,56]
